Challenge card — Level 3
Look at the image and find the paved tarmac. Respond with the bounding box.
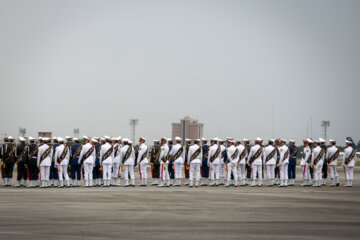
[0,167,359,240]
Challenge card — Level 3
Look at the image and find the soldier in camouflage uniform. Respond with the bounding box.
[150,140,161,185]
[1,136,16,186]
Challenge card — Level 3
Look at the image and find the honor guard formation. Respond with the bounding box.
[0,135,358,188]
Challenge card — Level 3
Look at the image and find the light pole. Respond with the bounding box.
[129,119,139,143]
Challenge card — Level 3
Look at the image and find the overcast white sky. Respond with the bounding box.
[0,0,359,144]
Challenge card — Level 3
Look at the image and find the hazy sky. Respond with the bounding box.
[0,0,359,144]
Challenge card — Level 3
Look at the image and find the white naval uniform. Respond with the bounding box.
[300,146,312,183]
[278,145,289,182]
[187,144,202,185]
[37,144,53,183]
[159,144,170,183]
[342,146,357,182]
[100,142,114,181]
[78,143,96,182]
[219,145,226,181]
[208,144,221,183]
[54,144,70,182]
[262,145,277,182]
[311,146,324,182]
[226,145,238,185]
[247,144,263,184]
[236,145,247,183]
[112,143,121,180]
[137,143,148,181]
[326,145,339,181]
[169,143,185,180]
[121,145,136,184]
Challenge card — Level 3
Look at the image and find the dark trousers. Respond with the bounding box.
[71,165,81,180]
[152,163,160,179]
[322,161,328,179]
[201,160,209,178]
[288,159,296,179]
[17,162,28,181]
[93,165,101,179]
[168,161,175,179]
[275,165,280,178]
[246,164,251,179]
[184,164,190,178]
[2,162,14,178]
[49,161,58,180]
[28,163,38,180]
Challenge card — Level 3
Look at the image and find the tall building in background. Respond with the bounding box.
[172,116,204,143]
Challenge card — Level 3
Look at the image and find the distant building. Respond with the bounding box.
[172,116,204,142]
[38,132,52,139]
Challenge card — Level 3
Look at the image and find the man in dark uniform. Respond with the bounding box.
[201,138,209,186]
[15,137,29,187]
[150,139,161,185]
[319,138,328,186]
[243,139,251,185]
[65,136,73,180]
[92,138,102,186]
[27,137,39,188]
[0,137,8,184]
[288,140,298,186]
[1,136,16,186]
[184,139,191,185]
[70,138,82,187]
[49,137,59,187]
[167,139,174,185]
[274,139,281,185]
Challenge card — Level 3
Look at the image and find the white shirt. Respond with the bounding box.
[326,145,339,166]
[136,143,148,164]
[279,145,289,165]
[311,146,324,167]
[342,146,357,167]
[37,144,53,167]
[54,144,70,166]
[121,145,135,166]
[100,142,114,165]
[262,145,277,165]
[208,144,221,165]
[169,143,185,164]
[236,144,247,165]
[187,144,202,164]
[226,145,239,164]
[247,144,263,166]
[300,146,311,166]
[78,143,96,165]
[113,143,122,164]
[160,144,169,164]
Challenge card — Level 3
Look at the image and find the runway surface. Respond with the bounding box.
[0,167,359,240]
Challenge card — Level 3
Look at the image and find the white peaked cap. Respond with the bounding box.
[161,137,167,140]
[194,139,200,142]
[306,138,313,143]
[228,139,234,143]
[255,137,263,142]
[122,138,129,142]
[269,139,275,142]
[57,137,65,142]
[153,139,159,142]
[175,136,182,141]
[319,138,326,143]
[186,138,191,142]
[8,136,14,140]
[346,139,352,144]
[83,135,89,140]
[201,137,207,141]
[43,137,49,141]
[243,138,249,142]
[289,139,295,143]
[39,137,43,140]
[29,136,35,141]
[52,137,57,139]
[128,140,132,144]
[104,136,111,140]
[19,137,26,142]
[73,138,79,141]
[100,138,105,141]
[329,139,336,142]
[66,136,72,139]
[118,136,122,140]
[92,138,98,143]
[167,138,173,141]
